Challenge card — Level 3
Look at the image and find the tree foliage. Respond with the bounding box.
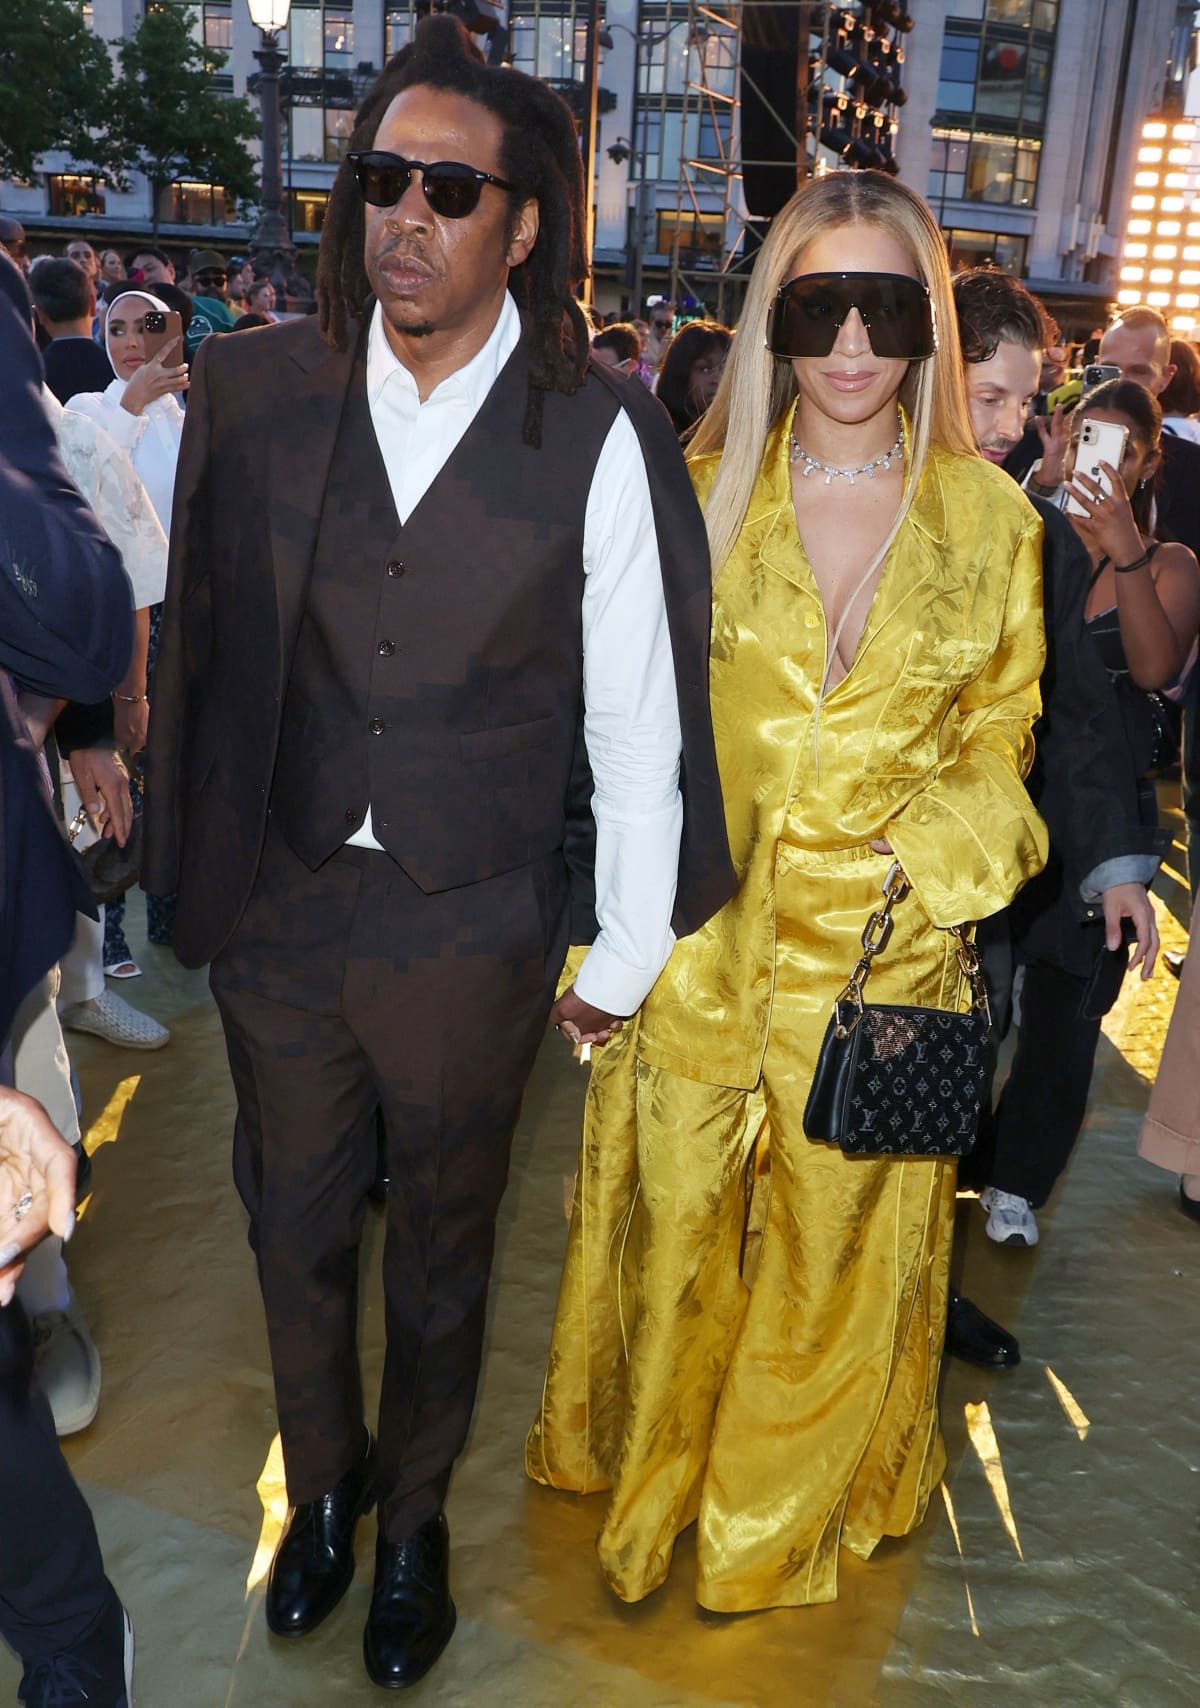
[0,0,122,182]
[108,2,261,231]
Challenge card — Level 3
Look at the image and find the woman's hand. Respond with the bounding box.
[114,695,149,756]
[120,335,189,417]
[1063,461,1145,567]
[1033,404,1069,486]
[67,746,134,846]
[0,1088,76,1307]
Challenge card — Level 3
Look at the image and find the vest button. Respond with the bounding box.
[386,560,405,578]
[344,809,358,825]
[369,717,386,735]
[377,639,396,657]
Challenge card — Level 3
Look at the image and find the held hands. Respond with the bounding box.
[1033,404,1069,486]
[549,985,625,1047]
[1064,461,1145,567]
[0,1088,77,1308]
[1102,882,1159,980]
[67,745,133,847]
[120,335,189,417]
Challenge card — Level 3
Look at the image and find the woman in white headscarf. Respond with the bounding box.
[65,282,189,533]
[67,282,189,975]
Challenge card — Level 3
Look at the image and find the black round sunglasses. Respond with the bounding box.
[347,150,517,220]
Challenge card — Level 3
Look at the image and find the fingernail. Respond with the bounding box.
[62,1210,76,1244]
[0,1241,22,1267]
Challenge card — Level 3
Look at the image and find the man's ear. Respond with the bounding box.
[1160,362,1178,394]
[33,304,51,334]
[506,197,539,269]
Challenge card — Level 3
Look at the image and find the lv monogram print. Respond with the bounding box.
[840,1005,989,1157]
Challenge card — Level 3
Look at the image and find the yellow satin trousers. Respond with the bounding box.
[526,844,960,1612]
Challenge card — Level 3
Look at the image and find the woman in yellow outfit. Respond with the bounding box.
[527,172,1048,1612]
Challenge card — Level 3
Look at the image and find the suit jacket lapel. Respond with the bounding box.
[266,317,361,674]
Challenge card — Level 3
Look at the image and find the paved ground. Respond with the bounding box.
[2,792,1195,1707]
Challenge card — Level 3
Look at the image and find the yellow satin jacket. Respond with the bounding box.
[637,406,1050,1091]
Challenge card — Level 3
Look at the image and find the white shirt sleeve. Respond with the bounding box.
[571,408,683,1016]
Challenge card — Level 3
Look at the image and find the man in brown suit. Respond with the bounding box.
[144,20,733,1692]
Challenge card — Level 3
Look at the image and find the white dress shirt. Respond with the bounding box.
[353,294,682,1016]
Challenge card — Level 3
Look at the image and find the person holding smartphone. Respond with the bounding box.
[979,378,1200,1244]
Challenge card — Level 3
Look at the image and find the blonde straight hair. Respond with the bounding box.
[690,171,978,577]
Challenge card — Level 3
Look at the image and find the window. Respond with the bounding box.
[156,180,237,225]
[640,109,700,180]
[324,9,353,66]
[946,227,1028,275]
[289,5,323,67]
[385,4,416,57]
[946,0,1057,19]
[288,188,329,233]
[325,107,353,161]
[930,131,1040,206]
[656,210,724,267]
[202,2,232,50]
[47,173,105,217]
[937,34,979,112]
[289,105,352,163]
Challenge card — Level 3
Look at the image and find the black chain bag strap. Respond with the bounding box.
[803,862,991,1158]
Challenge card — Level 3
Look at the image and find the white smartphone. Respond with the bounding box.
[1065,417,1129,517]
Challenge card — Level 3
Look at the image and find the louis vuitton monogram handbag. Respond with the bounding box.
[803,862,992,1158]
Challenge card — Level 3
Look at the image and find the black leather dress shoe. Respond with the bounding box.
[946,1288,1020,1370]
[363,1514,456,1690]
[1180,1182,1200,1223]
[266,1431,376,1638]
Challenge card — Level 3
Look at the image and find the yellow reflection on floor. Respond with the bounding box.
[937,1482,980,1639]
[963,1401,1024,1560]
[246,1432,287,1595]
[83,1073,140,1154]
[1044,1366,1091,1442]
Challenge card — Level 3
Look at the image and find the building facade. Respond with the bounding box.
[898,0,1177,329]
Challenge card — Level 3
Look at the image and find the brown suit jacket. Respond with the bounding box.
[144,308,734,969]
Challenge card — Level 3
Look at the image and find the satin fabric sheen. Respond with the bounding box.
[526,408,1049,1612]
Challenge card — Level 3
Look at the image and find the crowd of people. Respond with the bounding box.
[2,13,1200,1706]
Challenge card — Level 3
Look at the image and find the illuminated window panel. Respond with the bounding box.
[1128,219,1152,234]
[1184,245,1200,260]
[1148,291,1171,306]
[1158,222,1181,236]
[1175,318,1198,334]
[1164,173,1189,188]
[1168,148,1193,164]
[1135,171,1160,187]
[1117,288,1143,304]
[1161,197,1185,211]
[1177,293,1200,309]
[1146,122,1168,138]
[1173,123,1196,140]
[1186,223,1200,237]
[1120,266,1145,281]
[1179,269,1200,284]
[1139,146,1163,162]
[1131,195,1156,210]
[1149,268,1175,283]
[1152,245,1178,259]
[1124,244,1148,258]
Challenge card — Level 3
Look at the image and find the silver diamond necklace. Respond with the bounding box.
[789,421,903,486]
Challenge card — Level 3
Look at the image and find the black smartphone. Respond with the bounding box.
[1080,917,1139,1021]
[1082,362,1121,390]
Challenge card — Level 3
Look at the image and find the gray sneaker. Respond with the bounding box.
[59,990,169,1051]
[980,1187,1040,1247]
[33,1296,102,1435]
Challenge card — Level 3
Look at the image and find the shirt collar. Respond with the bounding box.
[367,291,521,409]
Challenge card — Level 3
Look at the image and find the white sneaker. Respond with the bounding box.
[59,989,169,1051]
[980,1187,1040,1247]
[33,1296,102,1435]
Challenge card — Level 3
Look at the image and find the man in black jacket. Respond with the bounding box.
[0,249,135,1707]
[943,270,1164,1361]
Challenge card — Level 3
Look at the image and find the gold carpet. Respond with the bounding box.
[3,798,1197,1706]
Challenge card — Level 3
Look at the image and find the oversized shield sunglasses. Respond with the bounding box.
[767,271,936,361]
[347,150,517,219]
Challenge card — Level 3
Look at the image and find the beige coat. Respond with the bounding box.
[1139,947,1200,1173]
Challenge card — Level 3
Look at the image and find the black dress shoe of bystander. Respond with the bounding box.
[265,1430,376,1637]
[946,1287,1021,1369]
[363,1513,457,1690]
[1179,1181,1200,1223]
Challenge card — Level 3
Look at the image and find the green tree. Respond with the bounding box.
[109,2,261,234]
[0,0,121,182]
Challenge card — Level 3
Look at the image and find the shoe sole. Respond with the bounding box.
[363,1602,457,1690]
[62,1022,169,1051]
[988,1228,1036,1247]
[123,1605,136,1708]
[265,1488,377,1639]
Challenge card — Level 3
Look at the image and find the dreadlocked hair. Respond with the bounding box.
[316,14,589,441]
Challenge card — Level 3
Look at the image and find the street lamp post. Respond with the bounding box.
[246,0,296,288]
[580,0,604,307]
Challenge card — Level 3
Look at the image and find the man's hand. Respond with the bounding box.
[1102,881,1159,979]
[1033,403,1069,485]
[0,1088,77,1307]
[550,986,625,1046]
[67,745,133,846]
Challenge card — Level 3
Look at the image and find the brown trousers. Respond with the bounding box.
[210,824,567,1540]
